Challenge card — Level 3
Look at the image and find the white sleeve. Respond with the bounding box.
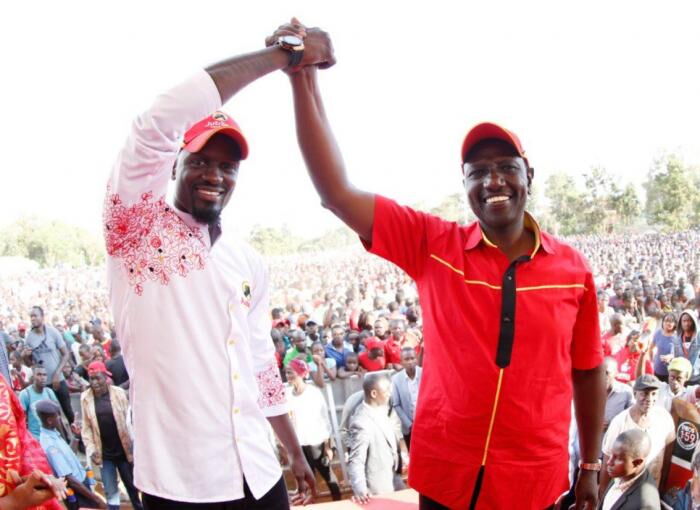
[104,70,221,256]
[248,248,288,417]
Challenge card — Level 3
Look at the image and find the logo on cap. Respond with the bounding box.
[678,421,699,451]
[212,112,228,122]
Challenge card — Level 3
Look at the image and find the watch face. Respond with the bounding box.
[280,35,303,46]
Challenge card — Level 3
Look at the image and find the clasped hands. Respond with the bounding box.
[265,18,336,73]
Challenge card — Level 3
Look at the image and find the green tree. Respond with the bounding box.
[248,225,300,256]
[544,172,586,235]
[429,193,468,224]
[0,217,104,267]
[610,183,641,226]
[644,154,698,231]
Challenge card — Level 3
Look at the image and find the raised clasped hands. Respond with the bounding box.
[266,17,336,73]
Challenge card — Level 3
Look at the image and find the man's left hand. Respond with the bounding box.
[51,375,60,391]
[289,451,317,506]
[573,470,598,509]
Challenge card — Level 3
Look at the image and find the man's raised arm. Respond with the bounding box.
[272,23,374,243]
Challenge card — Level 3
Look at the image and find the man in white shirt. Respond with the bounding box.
[104,28,334,509]
[601,375,675,494]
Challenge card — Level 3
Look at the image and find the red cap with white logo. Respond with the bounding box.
[182,111,249,160]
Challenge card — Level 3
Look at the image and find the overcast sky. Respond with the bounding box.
[2,1,699,239]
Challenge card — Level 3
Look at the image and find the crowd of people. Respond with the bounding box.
[1,227,699,508]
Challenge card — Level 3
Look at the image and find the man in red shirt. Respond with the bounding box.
[274,21,605,510]
[358,338,387,372]
[614,331,653,384]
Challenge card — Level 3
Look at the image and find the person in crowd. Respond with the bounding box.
[613,330,653,384]
[373,319,390,341]
[36,400,105,510]
[338,352,364,379]
[0,369,65,510]
[383,320,405,371]
[601,375,676,492]
[305,320,321,343]
[391,347,422,450]
[101,26,334,508]
[104,340,129,388]
[284,359,341,501]
[22,307,74,426]
[603,358,634,433]
[358,338,387,372]
[599,429,660,510]
[664,449,700,510]
[283,330,313,367]
[598,290,615,334]
[74,344,93,381]
[636,346,696,412]
[659,395,700,496]
[602,314,630,357]
[80,361,142,510]
[324,325,354,369]
[19,366,61,439]
[347,373,404,504]
[9,350,32,392]
[61,365,88,394]
[652,312,679,382]
[609,282,625,312]
[309,341,336,387]
[674,312,700,378]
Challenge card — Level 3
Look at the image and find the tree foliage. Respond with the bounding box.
[0,217,104,267]
[644,154,700,231]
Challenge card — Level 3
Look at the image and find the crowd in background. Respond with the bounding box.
[2,228,700,507]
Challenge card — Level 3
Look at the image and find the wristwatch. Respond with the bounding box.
[578,460,602,472]
[276,35,305,68]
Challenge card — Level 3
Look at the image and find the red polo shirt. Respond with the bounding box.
[364,196,603,509]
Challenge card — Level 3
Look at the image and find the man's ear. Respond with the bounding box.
[527,166,535,194]
[632,457,644,468]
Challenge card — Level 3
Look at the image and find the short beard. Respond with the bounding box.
[191,204,222,225]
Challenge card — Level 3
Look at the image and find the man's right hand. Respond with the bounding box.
[352,491,371,505]
[265,18,336,71]
[90,452,101,466]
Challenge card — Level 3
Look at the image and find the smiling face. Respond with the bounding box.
[463,139,532,232]
[173,134,241,224]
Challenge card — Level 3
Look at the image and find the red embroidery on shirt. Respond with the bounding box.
[256,362,286,409]
[104,188,207,295]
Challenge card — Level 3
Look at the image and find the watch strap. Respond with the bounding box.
[578,461,602,471]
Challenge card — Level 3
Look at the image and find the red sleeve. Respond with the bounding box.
[571,271,604,370]
[362,195,431,280]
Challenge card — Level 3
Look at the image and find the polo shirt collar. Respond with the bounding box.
[41,427,60,438]
[464,211,555,256]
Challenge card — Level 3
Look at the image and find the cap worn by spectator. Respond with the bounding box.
[87,361,112,377]
[633,374,661,391]
[35,399,61,415]
[17,322,27,332]
[272,318,291,328]
[668,357,692,379]
[365,337,384,351]
[289,359,310,378]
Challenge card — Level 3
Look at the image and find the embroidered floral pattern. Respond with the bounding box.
[256,362,287,409]
[104,188,207,295]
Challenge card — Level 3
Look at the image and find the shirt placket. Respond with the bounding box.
[226,299,244,442]
[469,254,531,510]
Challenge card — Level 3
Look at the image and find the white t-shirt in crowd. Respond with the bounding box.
[602,407,675,484]
[286,384,331,446]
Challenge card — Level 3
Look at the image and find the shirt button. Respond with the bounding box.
[229,303,235,313]
[228,338,237,346]
[232,372,239,382]
[507,275,513,281]
[503,316,512,323]
[233,407,240,415]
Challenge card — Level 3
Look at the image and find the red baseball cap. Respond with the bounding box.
[461,122,526,163]
[182,111,249,160]
[365,337,384,352]
[272,318,291,328]
[87,361,112,377]
[17,322,27,331]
